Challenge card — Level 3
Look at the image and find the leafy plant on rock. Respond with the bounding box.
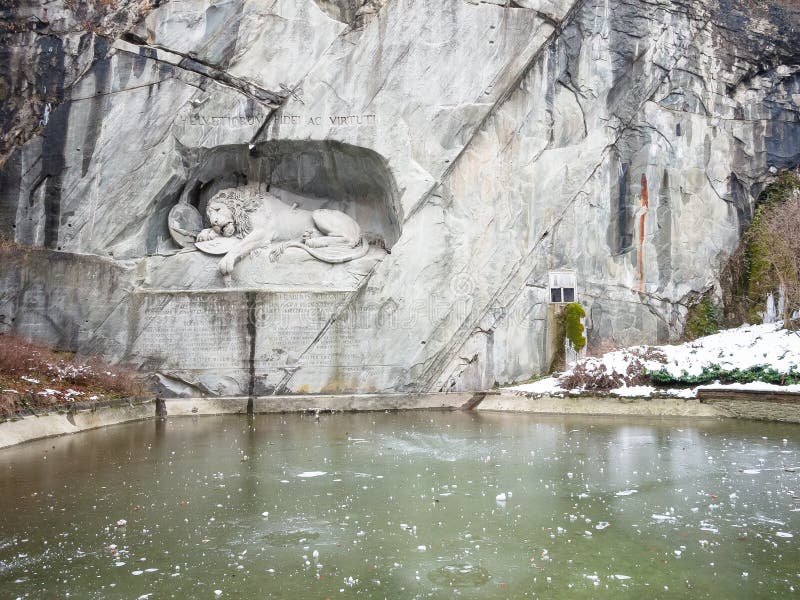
[565,302,586,352]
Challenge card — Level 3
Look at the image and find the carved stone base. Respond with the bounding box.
[128,289,403,396]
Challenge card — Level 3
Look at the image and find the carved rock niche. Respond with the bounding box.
[145,140,401,290]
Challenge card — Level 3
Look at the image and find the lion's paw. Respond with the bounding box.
[196,228,218,242]
[218,254,236,276]
[269,243,287,263]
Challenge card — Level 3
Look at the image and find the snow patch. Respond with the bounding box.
[507,323,800,398]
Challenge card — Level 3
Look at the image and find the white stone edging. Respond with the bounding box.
[0,402,156,449]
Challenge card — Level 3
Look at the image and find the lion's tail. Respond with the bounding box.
[285,238,370,264]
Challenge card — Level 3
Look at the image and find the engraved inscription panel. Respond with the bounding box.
[253,292,348,368]
[132,294,249,369]
[130,290,396,394]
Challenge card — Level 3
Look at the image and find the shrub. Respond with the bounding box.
[565,302,586,352]
[560,362,624,392]
[559,356,648,392]
[646,364,800,386]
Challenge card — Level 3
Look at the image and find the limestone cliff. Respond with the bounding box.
[0,0,798,395]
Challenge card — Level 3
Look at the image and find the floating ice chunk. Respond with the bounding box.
[756,516,786,525]
[417,545,427,551]
[651,514,677,523]
[298,471,327,478]
[261,512,269,517]
[742,469,761,475]
[596,522,610,530]
[615,490,637,496]
[214,591,223,597]
[613,574,631,580]
[700,526,719,534]
[132,570,143,575]
[776,532,794,538]
[115,519,127,528]
[495,493,507,502]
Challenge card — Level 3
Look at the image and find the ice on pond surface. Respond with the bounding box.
[428,563,491,587]
[0,412,797,598]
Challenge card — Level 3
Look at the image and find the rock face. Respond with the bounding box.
[1,0,799,396]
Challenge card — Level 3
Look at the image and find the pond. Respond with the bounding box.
[0,411,798,598]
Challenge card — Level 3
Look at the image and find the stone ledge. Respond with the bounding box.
[0,394,476,449]
[164,393,476,415]
[3,390,798,450]
[0,401,156,449]
[698,389,800,404]
[481,392,724,418]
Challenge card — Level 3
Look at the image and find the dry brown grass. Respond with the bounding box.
[0,334,149,418]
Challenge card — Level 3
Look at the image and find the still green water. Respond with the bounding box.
[0,412,798,599]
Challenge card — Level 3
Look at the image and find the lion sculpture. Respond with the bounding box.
[195,189,369,276]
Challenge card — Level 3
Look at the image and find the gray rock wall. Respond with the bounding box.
[0,0,798,395]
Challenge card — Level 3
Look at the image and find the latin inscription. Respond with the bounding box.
[176,114,266,128]
[131,292,382,371]
[274,114,377,127]
[177,113,377,128]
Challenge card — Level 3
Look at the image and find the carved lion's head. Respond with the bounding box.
[206,189,259,237]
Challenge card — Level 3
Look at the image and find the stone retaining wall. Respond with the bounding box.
[2,391,799,450]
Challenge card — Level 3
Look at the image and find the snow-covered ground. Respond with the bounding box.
[508,323,800,399]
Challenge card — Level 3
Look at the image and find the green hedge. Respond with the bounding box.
[647,364,800,386]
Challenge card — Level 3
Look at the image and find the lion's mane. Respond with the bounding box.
[212,190,262,237]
